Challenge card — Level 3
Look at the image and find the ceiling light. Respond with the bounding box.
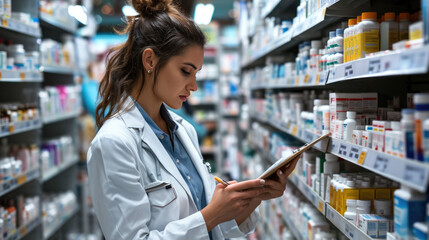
[194,3,214,25]
[122,5,139,16]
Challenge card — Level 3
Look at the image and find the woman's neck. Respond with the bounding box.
[133,83,163,124]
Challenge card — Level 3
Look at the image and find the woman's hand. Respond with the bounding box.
[257,154,301,200]
[201,179,266,231]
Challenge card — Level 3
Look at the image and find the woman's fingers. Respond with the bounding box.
[226,179,265,192]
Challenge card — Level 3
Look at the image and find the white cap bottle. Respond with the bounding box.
[344,111,357,142]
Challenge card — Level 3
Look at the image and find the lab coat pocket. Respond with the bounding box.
[145,181,177,208]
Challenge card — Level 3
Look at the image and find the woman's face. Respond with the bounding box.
[153,45,204,109]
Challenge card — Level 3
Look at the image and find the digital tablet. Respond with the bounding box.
[259,132,331,179]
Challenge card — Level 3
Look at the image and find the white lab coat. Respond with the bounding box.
[87,97,258,240]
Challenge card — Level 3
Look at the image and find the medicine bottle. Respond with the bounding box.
[321,105,330,134]
[399,13,410,41]
[351,15,362,61]
[344,199,357,223]
[323,153,339,174]
[344,111,357,142]
[335,112,347,140]
[333,29,344,53]
[393,185,426,239]
[356,200,371,225]
[313,100,329,133]
[374,199,392,217]
[380,12,399,50]
[344,18,357,62]
[357,12,379,59]
[310,40,322,72]
[327,31,336,54]
[423,119,429,162]
[401,109,415,159]
[8,44,25,69]
[413,94,429,161]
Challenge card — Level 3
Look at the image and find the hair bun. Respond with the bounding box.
[132,0,173,17]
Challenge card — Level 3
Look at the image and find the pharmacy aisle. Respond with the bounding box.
[237,0,429,239]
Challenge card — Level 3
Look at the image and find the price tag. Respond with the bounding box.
[357,149,367,165]
[330,141,337,152]
[403,164,427,186]
[373,154,389,173]
[327,207,335,220]
[17,174,26,184]
[368,59,381,74]
[20,72,25,80]
[344,64,354,78]
[304,74,310,83]
[344,221,356,240]
[349,146,361,161]
[20,226,27,235]
[295,76,300,85]
[2,19,7,27]
[338,144,349,157]
[318,200,324,213]
[291,125,298,136]
[315,73,321,84]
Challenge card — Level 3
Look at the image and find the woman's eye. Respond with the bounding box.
[181,69,190,75]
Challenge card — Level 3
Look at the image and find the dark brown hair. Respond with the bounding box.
[95,0,206,128]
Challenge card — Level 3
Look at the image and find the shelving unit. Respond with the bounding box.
[5,218,41,240]
[42,111,81,125]
[0,169,39,197]
[0,120,41,138]
[43,206,80,240]
[0,16,41,37]
[238,0,429,238]
[42,155,80,183]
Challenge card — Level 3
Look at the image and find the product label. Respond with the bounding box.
[394,196,426,238]
[358,29,380,58]
[415,119,423,161]
[410,29,423,41]
[389,30,399,49]
[405,131,415,159]
[375,188,391,200]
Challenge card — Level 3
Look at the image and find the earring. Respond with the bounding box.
[147,69,152,74]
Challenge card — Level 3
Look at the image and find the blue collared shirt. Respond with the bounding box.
[134,101,208,212]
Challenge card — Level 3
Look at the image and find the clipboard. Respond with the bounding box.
[259,132,331,179]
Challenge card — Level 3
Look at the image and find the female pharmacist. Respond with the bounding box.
[86,0,301,239]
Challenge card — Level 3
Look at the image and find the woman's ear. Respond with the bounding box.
[142,48,159,73]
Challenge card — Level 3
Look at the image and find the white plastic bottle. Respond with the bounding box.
[394,185,427,239]
[357,12,379,59]
[321,105,330,134]
[344,18,357,62]
[344,199,357,223]
[399,12,410,41]
[335,112,347,140]
[310,40,322,73]
[333,29,344,54]
[327,31,336,54]
[344,111,357,142]
[401,108,415,159]
[314,99,329,133]
[380,12,399,51]
[323,153,340,174]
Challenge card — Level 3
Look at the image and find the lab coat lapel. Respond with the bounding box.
[175,124,211,202]
[140,125,193,199]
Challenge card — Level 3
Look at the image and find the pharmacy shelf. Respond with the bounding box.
[0,17,41,38]
[42,155,79,183]
[328,46,429,84]
[200,147,217,155]
[42,110,81,125]
[250,115,329,152]
[40,13,77,33]
[0,70,43,82]
[277,199,304,240]
[5,218,41,240]
[251,71,329,90]
[189,101,217,107]
[261,0,298,19]
[325,205,372,240]
[250,114,429,192]
[42,66,77,75]
[0,169,39,198]
[242,7,341,69]
[43,206,79,240]
[0,120,41,138]
[289,174,326,215]
[328,138,429,193]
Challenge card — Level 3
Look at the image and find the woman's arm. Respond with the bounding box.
[87,134,210,240]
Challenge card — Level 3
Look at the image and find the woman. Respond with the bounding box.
[87,0,300,239]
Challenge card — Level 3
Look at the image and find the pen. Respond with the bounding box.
[214,176,230,186]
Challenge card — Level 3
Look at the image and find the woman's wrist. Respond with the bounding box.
[201,205,219,231]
